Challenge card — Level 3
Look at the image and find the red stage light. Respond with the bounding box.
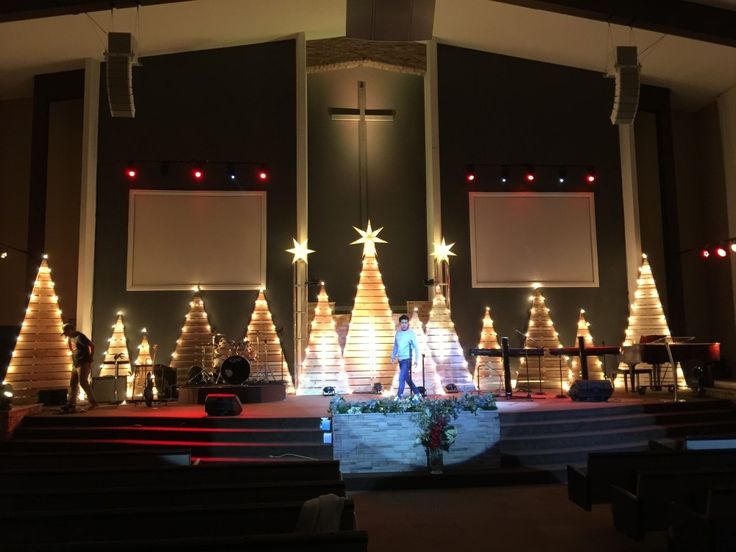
[586,174,596,184]
[716,246,728,258]
[192,168,204,180]
[525,172,535,183]
[701,249,710,259]
[257,169,269,182]
[466,170,476,183]
[125,168,137,179]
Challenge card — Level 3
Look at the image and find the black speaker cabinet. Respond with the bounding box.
[106,32,136,118]
[204,393,243,416]
[92,376,127,403]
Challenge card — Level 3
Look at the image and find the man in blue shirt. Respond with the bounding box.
[391,314,421,399]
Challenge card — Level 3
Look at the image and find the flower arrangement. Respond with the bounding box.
[328,393,497,452]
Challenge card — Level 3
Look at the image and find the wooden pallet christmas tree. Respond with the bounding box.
[245,289,295,393]
[343,221,397,392]
[618,254,681,388]
[99,313,132,379]
[522,287,567,391]
[6,256,72,404]
[474,306,507,393]
[390,308,444,395]
[570,309,604,382]
[171,289,214,388]
[425,286,476,392]
[297,282,350,395]
[131,328,154,398]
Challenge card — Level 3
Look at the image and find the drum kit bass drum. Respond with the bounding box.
[188,335,255,386]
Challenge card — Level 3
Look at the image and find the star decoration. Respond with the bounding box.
[286,238,315,264]
[350,220,387,257]
[431,238,456,264]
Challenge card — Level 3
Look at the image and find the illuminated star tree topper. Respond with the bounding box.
[350,220,387,257]
[286,238,315,264]
[431,238,456,264]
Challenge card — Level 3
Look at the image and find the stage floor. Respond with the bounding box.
[37,389,712,420]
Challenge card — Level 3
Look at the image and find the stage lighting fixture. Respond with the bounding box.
[500,166,509,184]
[322,386,336,396]
[124,164,137,179]
[0,381,13,411]
[716,246,728,258]
[701,248,711,259]
[192,166,205,181]
[465,165,476,183]
[159,161,170,177]
[585,168,597,184]
[524,167,536,183]
[257,166,269,182]
[1,252,7,259]
[226,164,237,182]
[558,168,567,184]
[371,382,383,394]
[444,383,459,394]
[730,243,736,253]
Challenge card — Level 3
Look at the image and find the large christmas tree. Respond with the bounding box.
[245,289,295,393]
[425,286,476,392]
[131,328,154,399]
[171,289,214,388]
[99,312,131,379]
[474,306,506,393]
[570,309,604,382]
[6,256,72,404]
[297,282,350,395]
[618,254,681,388]
[522,287,567,391]
[390,308,444,395]
[342,221,397,392]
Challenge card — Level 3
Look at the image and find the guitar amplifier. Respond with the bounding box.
[92,376,127,403]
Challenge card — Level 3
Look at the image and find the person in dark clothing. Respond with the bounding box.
[61,323,99,412]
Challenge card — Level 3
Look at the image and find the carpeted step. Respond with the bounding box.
[19,415,324,430]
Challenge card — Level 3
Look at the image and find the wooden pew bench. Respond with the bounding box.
[610,468,736,539]
[567,449,736,510]
[0,459,341,492]
[23,530,369,552]
[667,486,736,552]
[1,478,346,511]
[0,498,357,550]
[0,448,191,470]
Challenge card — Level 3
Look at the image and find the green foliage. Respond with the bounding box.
[328,393,497,452]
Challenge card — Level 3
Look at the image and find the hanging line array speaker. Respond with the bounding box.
[610,46,640,126]
[106,32,137,118]
[346,0,435,41]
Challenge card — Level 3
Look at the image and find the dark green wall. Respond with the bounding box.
[308,66,427,309]
[94,40,296,375]
[437,44,629,355]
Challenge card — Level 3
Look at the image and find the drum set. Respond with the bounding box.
[188,334,256,386]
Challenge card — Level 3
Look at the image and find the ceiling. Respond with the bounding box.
[1,0,735,110]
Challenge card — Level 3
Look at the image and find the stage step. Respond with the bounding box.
[498,399,736,478]
[8,414,333,463]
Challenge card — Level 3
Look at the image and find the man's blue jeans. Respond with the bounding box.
[397,358,419,397]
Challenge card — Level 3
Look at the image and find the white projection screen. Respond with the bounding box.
[469,192,599,288]
[127,190,266,290]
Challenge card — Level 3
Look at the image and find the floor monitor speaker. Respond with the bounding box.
[204,393,243,416]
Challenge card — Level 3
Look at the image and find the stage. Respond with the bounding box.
[5,391,736,476]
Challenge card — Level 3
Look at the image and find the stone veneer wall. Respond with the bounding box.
[332,410,500,473]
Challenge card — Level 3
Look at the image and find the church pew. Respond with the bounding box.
[667,487,736,552]
[0,459,341,492]
[610,468,736,540]
[0,499,357,549]
[21,530,369,552]
[566,449,736,510]
[1,478,346,511]
[0,448,191,470]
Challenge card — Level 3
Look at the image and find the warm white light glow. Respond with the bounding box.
[430,237,456,264]
[286,238,315,264]
[350,220,387,258]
